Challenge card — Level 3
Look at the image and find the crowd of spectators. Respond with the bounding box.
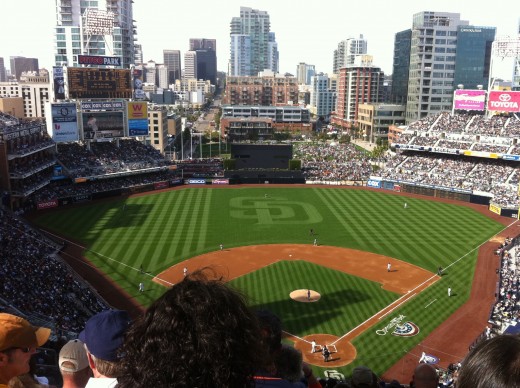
[176,157,224,177]
[294,142,379,182]
[29,170,176,204]
[0,209,109,335]
[380,152,518,207]
[56,140,172,178]
[489,239,519,333]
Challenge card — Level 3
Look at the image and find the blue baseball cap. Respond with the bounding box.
[79,310,131,362]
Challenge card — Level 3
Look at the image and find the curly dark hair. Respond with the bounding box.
[117,268,266,388]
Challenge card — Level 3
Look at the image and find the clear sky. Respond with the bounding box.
[1,0,518,79]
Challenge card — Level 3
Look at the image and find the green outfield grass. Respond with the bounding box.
[32,187,504,376]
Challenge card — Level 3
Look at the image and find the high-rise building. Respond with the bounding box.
[453,26,496,90]
[54,0,136,68]
[189,39,217,85]
[163,50,181,83]
[406,11,469,123]
[134,43,144,64]
[229,7,275,76]
[10,57,39,81]
[223,74,298,106]
[296,63,316,85]
[0,58,6,82]
[156,64,169,89]
[184,51,197,79]
[390,29,412,104]
[309,73,337,122]
[332,61,385,125]
[189,38,216,51]
[267,32,279,74]
[333,35,368,74]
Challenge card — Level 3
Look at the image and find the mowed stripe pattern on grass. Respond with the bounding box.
[233,260,398,338]
[31,186,503,375]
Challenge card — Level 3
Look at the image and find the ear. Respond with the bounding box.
[86,352,96,370]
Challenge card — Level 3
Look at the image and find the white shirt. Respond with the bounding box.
[85,378,118,388]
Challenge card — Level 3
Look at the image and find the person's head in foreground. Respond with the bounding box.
[456,334,520,388]
[117,268,266,388]
[0,313,50,386]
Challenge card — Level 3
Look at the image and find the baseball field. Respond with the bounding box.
[31,186,506,377]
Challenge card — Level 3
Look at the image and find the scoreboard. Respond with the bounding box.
[67,68,132,99]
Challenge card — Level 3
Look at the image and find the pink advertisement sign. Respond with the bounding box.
[487,91,520,112]
[454,90,486,111]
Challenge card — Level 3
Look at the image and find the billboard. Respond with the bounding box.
[127,101,149,136]
[67,67,132,99]
[487,91,520,112]
[454,89,486,111]
[82,111,125,140]
[50,103,79,142]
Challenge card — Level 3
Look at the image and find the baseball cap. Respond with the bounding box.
[79,310,131,362]
[59,339,89,372]
[0,313,51,351]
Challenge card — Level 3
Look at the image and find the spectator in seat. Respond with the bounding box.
[59,339,91,388]
[456,334,520,388]
[410,363,438,388]
[117,268,266,388]
[349,365,379,388]
[79,310,131,387]
[0,313,51,388]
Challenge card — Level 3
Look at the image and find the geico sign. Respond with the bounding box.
[367,180,381,188]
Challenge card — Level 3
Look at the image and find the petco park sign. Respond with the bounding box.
[487,91,520,112]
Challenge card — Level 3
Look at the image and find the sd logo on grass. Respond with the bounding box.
[230,196,322,225]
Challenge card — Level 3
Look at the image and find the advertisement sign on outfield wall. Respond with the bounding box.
[487,91,520,112]
[37,199,58,210]
[454,89,486,111]
[367,179,382,188]
[187,179,206,185]
[212,179,229,185]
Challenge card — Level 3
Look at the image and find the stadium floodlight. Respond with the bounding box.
[83,8,114,36]
[492,36,520,58]
[488,36,520,92]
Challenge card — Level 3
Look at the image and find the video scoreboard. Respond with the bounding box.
[67,68,132,99]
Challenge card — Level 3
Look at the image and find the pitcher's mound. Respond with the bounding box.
[290,289,321,302]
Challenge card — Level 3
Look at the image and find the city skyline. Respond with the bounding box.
[0,0,518,79]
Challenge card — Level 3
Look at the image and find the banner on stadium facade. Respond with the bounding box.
[49,103,79,142]
[132,66,146,100]
[52,66,66,100]
[463,150,499,159]
[454,89,486,111]
[487,91,520,113]
[394,184,401,192]
[81,101,124,111]
[430,147,459,154]
[502,154,520,161]
[127,101,149,136]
